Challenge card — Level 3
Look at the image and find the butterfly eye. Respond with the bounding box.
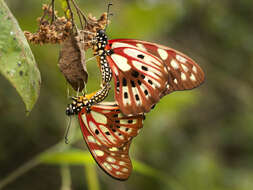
[98,29,105,36]
[66,104,74,116]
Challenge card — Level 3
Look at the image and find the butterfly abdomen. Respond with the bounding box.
[100,55,112,84]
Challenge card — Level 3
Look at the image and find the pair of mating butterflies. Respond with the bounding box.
[66,30,205,180]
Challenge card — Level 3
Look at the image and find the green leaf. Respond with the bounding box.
[0,0,41,113]
[39,149,95,165]
[40,149,184,188]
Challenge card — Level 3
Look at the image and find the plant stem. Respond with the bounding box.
[0,157,39,190]
[0,142,65,189]
[60,165,72,190]
[84,164,100,190]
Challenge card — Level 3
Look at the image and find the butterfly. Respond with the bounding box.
[89,30,205,115]
[66,101,145,180]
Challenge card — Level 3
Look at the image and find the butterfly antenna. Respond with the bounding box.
[105,2,113,31]
[76,87,80,97]
[66,83,70,98]
[65,116,72,144]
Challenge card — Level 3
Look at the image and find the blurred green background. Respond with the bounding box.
[1,0,253,189]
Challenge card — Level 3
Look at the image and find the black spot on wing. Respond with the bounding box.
[123,78,127,86]
[137,54,145,59]
[130,80,136,87]
[131,70,139,78]
[135,94,140,101]
[128,120,133,124]
[148,79,153,85]
[141,66,148,71]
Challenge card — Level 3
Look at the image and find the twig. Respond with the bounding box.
[51,0,55,23]
[70,0,89,28]
[60,165,72,190]
[0,142,66,189]
[66,0,84,29]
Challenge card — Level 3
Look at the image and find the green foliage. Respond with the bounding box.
[0,0,41,113]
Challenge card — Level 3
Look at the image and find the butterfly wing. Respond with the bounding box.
[106,40,169,115]
[106,39,205,114]
[78,102,144,180]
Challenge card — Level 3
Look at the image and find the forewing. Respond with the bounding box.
[78,102,144,180]
[106,42,169,115]
[108,39,205,99]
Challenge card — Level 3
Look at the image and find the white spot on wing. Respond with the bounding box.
[140,84,149,98]
[106,157,116,163]
[99,125,109,134]
[123,48,162,67]
[145,76,161,88]
[89,121,97,132]
[98,125,117,144]
[136,43,147,51]
[157,48,168,60]
[119,161,126,166]
[91,111,107,124]
[81,115,88,127]
[120,119,129,124]
[116,171,123,175]
[176,54,187,63]
[109,147,118,152]
[112,164,120,169]
[111,54,131,71]
[111,65,119,76]
[89,121,109,145]
[131,86,142,106]
[122,168,128,172]
[182,64,189,72]
[171,60,179,69]
[174,78,178,84]
[192,66,197,73]
[190,74,196,81]
[132,60,161,79]
[88,136,96,143]
[181,73,187,81]
[112,42,137,49]
[117,133,124,140]
[94,150,104,156]
[103,162,112,170]
[122,87,131,106]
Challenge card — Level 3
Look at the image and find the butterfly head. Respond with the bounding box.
[66,96,87,116]
[93,30,108,55]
